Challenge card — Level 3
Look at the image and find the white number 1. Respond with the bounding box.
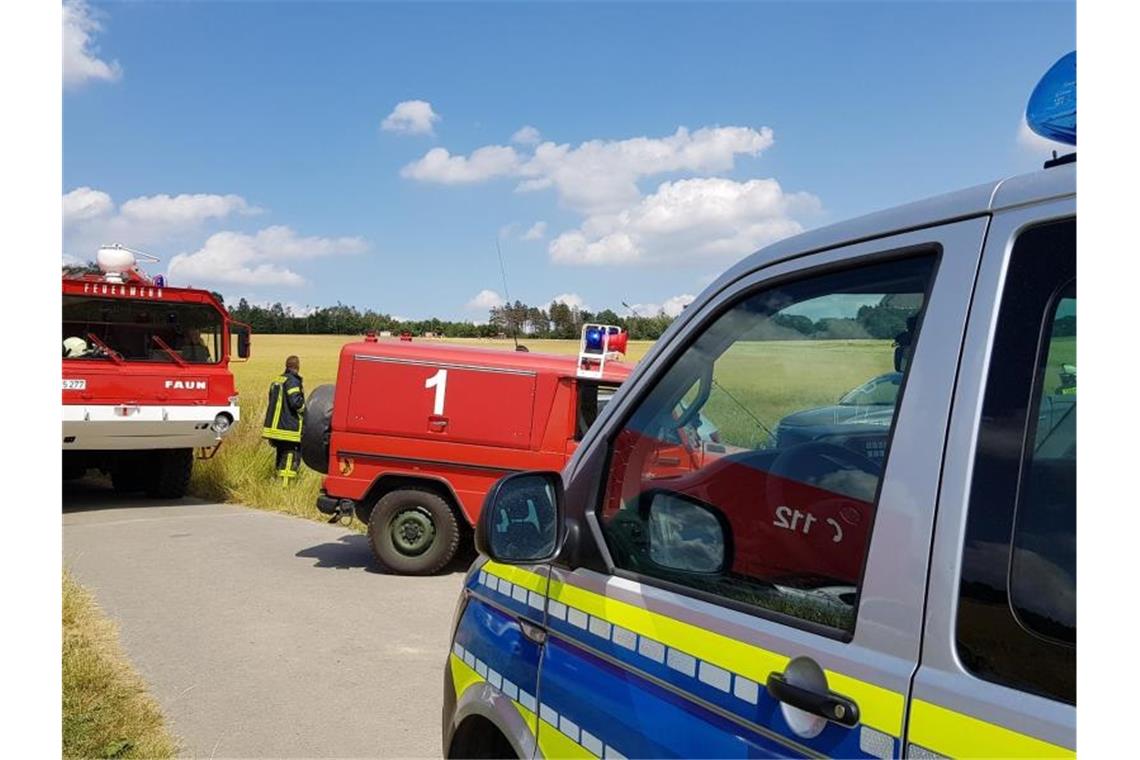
[425,368,448,415]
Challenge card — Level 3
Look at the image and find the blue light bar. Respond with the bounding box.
[1026,51,1076,146]
[584,326,605,352]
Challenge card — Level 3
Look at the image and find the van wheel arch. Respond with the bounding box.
[448,715,518,760]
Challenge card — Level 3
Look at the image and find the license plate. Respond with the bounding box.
[62,378,87,391]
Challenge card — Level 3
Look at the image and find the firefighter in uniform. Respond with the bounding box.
[262,355,305,483]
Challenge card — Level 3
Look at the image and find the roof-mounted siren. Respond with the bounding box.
[96,243,162,284]
[577,323,628,379]
[1026,51,1076,167]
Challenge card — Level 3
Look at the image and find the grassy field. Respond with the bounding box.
[190,335,656,527]
[63,573,178,760]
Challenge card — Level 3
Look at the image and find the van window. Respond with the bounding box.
[956,219,1075,704]
[1010,290,1076,645]
[596,253,937,634]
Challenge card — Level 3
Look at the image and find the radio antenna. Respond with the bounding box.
[496,236,521,351]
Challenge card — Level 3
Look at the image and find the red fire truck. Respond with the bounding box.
[62,245,251,498]
[303,326,632,574]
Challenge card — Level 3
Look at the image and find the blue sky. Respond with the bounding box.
[63,0,1074,321]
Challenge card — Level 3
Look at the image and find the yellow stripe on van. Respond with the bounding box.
[537,718,596,759]
[483,560,550,595]
[450,653,482,700]
[907,699,1074,759]
[449,653,538,737]
[520,569,906,738]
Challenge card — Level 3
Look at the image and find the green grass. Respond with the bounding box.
[63,573,178,760]
[704,339,896,447]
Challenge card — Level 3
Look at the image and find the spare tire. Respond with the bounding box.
[300,383,335,473]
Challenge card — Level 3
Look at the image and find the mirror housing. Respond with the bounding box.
[234,324,251,359]
[476,471,565,564]
[642,490,731,575]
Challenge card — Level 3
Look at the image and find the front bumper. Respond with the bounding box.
[62,403,240,450]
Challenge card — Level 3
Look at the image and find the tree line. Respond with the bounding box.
[224,298,681,339]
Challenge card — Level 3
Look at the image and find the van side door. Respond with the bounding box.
[534,218,988,758]
[905,207,1076,757]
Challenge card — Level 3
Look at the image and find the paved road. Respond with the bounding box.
[63,481,471,758]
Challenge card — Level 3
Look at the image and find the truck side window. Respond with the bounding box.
[596,253,937,634]
[957,219,1075,704]
[576,382,620,441]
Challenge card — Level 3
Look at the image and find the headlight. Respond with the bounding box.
[211,413,233,434]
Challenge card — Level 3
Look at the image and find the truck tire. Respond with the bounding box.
[300,384,335,473]
[111,468,145,493]
[145,449,193,499]
[367,489,461,575]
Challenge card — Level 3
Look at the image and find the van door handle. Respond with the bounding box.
[766,672,859,728]
[428,415,449,432]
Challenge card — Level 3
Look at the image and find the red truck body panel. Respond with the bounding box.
[323,338,632,524]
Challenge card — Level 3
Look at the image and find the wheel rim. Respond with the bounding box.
[389,507,436,556]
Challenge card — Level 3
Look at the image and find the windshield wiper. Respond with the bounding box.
[85,333,124,364]
[151,335,189,367]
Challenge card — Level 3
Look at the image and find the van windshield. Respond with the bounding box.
[62,295,223,364]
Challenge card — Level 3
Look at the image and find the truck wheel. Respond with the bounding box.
[145,449,193,499]
[368,489,460,575]
[111,468,145,493]
[300,384,335,473]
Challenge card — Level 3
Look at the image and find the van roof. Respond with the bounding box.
[714,161,1075,290]
[343,337,634,384]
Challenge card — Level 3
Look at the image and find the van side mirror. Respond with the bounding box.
[643,490,730,574]
[476,471,564,564]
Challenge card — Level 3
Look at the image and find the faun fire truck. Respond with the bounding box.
[62,245,251,498]
[303,325,632,574]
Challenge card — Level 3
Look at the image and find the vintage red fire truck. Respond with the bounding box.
[62,245,251,498]
[303,326,632,574]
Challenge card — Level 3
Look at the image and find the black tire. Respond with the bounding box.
[300,384,335,473]
[145,449,193,499]
[367,488,460,575]
[111,468,145,493]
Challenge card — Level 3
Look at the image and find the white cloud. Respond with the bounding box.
[63,0,121,89]
[118,193,258,225]
[466,289,506,310]
[62,186,114,225]
[1017,117,1071,153]
[166,226,367,287]
[549,177,818,266]
[626,294,696,318]
[402,125,774,213]
[511,125,541,145]
[63,187,261,258]
[381,100,441,135]
[521,221,547,241]
[547,292,587,311]
[401,145,521,184]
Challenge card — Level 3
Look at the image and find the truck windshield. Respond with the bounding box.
[62,296,223,364]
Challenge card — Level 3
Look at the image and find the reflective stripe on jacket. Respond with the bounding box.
[262,370,304,442]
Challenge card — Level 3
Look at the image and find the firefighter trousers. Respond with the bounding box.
[271,440,301,482]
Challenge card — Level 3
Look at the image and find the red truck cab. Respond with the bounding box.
[62,245,251,498]
[306,330,632,574]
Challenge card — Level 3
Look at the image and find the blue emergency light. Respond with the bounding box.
[1026,51,1076,146]
[584,326,606,353]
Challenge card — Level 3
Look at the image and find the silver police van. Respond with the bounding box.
[444,55,1076,759]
